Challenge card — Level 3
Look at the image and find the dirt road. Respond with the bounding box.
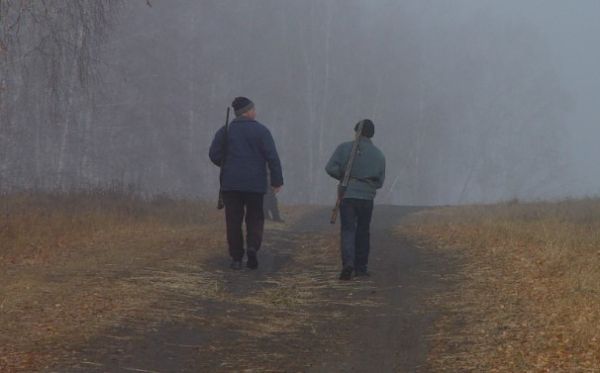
[47,206,457,373]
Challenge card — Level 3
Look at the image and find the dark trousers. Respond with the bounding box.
[222,191,264,261]
[340,198,374,270]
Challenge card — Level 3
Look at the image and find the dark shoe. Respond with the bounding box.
[355,269,370,277]
[339,267,353,281]
[230,260,243,270]
[246,248,258,269]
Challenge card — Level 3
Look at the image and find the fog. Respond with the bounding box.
[454,0,600,199]
[1,1,599,205]
[516,0,600,198]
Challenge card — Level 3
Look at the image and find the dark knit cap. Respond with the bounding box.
[354,119,375,138]
[232,97,255,116]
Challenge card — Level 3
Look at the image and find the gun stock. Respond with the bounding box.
[217,107,231,210]
[330,198,341,224]
[217,192,224,209]
[329,120,364,224]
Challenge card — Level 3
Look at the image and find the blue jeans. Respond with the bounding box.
[339,198,374,271]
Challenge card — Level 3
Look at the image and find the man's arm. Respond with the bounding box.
[374,156,386,189]
[262,129,284,189]
[325,144,346,180]
[208,126,225,166]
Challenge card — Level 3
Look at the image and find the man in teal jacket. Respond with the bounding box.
[325,119,386,280]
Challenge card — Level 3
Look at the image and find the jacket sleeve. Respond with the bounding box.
[374,155,386,189]
[325,144,346,180]
[209,126,225,167]
[262,129,284,187]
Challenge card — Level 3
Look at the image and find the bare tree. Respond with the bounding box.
[0,1,571,204]
[0,0,120,190]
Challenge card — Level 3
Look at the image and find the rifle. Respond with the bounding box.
[217,107,230,209]
[330,120,365,224]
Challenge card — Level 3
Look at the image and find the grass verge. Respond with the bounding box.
[0,194,364,372]
[400,199,600,371]
[0,192,220,371]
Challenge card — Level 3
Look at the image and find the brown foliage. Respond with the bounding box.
[0,192,218,371]
[400,199,600,371]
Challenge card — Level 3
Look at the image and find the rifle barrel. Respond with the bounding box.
[330,120,365,224]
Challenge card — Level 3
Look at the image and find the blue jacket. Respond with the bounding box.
[209,116,283,194]
[325,137,386,200]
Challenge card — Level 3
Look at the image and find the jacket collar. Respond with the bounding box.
[232,115,256,124]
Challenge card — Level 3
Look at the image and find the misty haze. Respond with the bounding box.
[3,0,598,205]
[1,1,599,372]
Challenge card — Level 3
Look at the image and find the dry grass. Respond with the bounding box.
[0,191,215,267]
[400,199,600,372]
[0,193,374,372]
[0,192,223,372]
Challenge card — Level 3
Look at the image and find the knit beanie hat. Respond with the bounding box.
[232,97,255,116]
[354,119,375,138]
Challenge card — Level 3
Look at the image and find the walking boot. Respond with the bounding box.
[230,260,243,270]
[246,248,258,269]
[339,266,353,281]
[355,268,370,277]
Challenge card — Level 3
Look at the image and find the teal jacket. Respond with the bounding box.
[325,137,386,200]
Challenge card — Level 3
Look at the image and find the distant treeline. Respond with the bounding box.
[0,1,569,204]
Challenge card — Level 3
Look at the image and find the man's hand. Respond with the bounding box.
[272,186,282,194]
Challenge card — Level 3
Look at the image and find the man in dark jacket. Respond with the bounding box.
[209,97,283,270]
[325,119,385,280]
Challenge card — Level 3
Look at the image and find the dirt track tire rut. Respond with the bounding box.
[48,206,456,373]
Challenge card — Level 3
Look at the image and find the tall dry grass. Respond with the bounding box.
[0,193,359,372]
[0,191,214,266]
[0,192,221,371]
[401,199,600,371]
